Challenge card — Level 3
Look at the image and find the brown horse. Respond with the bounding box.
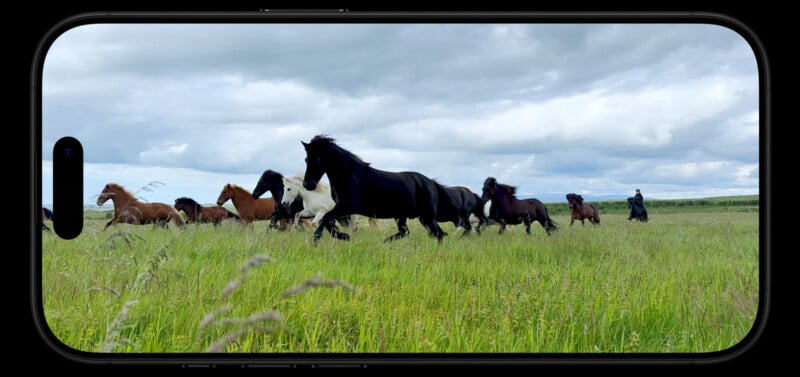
[216,183,278,224]
[96,183,186,230]
[565,193,600,226]
[174,197,240,226]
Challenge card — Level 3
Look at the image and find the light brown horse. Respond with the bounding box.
[566,193,600,226]
[216,183,278,224]
[96,183,186,230]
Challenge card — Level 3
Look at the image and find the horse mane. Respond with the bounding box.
[261,169,283,179]
[308,134,370,167]
[566,193,584,205]
[106,183,137,198]
[175,197,201,207]
[498,183,517,196]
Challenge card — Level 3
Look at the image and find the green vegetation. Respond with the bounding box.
[40,198,759,354]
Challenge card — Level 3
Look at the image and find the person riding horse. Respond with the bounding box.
[628,189,648,222]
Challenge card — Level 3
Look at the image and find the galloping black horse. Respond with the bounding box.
[438,186,489,235]
[251,169,306,230]
[481,177,557,235]
[627,197,649,222]
[301,135,448,243]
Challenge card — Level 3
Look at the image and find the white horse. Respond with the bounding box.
[281,174,337,228]
[282,174,381,230]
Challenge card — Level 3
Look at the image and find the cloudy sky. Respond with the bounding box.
[41,23,759,207]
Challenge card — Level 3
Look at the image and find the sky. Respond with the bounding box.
[40,23,760,207]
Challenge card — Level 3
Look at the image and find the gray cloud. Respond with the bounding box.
[41,23,760,205]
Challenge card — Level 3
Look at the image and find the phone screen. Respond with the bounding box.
[35,13,765,366]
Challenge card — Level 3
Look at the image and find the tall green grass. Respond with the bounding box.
[40,209,759,354]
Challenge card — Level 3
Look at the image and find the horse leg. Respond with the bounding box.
[312,207,350,242]
[498,220,507,235]
[524,215,532,235]
[384,217,410,243]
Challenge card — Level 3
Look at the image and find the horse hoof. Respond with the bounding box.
[337,232,351,241]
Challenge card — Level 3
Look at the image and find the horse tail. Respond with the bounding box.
[592,205,600,224]
[171,208,187,227]
[540,202,558,233]
[227,210,241,220]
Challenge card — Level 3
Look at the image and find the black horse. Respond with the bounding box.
[251,169,306,230]
[481,177,557,235]
[438,186,489,236]
[301,135,448,243]
[627,197,649,222]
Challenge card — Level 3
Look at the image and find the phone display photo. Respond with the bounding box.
[33,11,767,367]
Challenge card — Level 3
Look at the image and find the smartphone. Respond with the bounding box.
[33,10,768,367]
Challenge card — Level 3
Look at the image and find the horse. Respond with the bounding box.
[481,177,557,235]
[281,173,377,230]
[41,207,53,232]
[627,197,649,222]
[174,197,240,226]
[251,169,304,230]
[565,193,600,226]
[301,134,448,243]
[437,186,489,236]
[96,183,186,230]
[216,183,278,224]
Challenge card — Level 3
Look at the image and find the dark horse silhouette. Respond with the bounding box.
[174,197,240,225]
[41,207,54,232]
[301,135,448,243]
[565,193,600,226]
[438,186,489,235]
[627,197,649,222]
[481,177,557,235]
[251,169,306,230]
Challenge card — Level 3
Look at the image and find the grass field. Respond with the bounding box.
[39,198,760,355]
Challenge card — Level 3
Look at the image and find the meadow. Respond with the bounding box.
[39,197,760,355]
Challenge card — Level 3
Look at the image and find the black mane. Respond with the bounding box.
[309,134,370,167]
[261,169,283,179]
[175,197,201,207]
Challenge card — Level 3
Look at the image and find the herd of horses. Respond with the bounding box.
[41,134,649,241]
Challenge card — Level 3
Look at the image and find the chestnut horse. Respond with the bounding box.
[216,183,278,224]
[565,193,600,226]
[174,197,240,225]
[96,183,186,230]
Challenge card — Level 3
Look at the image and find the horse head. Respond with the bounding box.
[281,177,301,207]
[217,184,234,206]
[481,177,498,202]
[252,169,283,199]
[302,136,329,191]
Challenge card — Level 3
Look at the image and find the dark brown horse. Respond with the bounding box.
[216,183,278,224]
[96,183,186,230]
[174,197,240,226]
[481,177,557,235]
[565,193,600,226]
